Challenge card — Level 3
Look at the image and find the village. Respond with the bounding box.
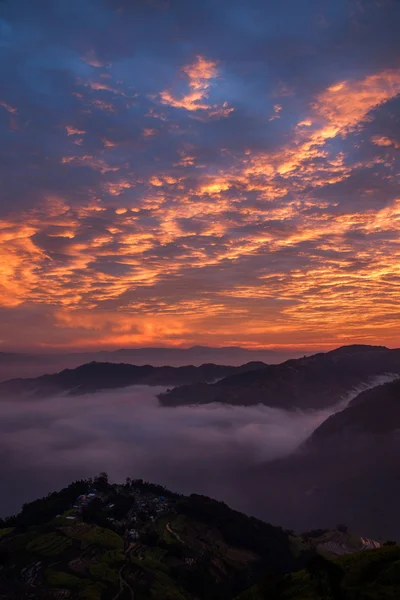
[65,480,172,552]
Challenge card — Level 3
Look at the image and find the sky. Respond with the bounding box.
[0,0,399,351]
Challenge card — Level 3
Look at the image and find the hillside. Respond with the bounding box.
[1,477,399,600]
[235,545,400,599]
[0,361,266,399]
[308,377,400,444]
[159,345,400,409]
[0,476,310,600]
[239,378,400,540]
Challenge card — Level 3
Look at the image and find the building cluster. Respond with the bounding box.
[130,491,169,517]
[73,492,97,511]
[66,492,99,518]
[67,485,171,542]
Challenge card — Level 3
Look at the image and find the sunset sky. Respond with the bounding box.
[0,0,399,351]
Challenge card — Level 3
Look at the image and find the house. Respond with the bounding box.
[128,529,139,541]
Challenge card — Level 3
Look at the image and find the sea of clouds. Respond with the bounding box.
[1,374,397,519]
[0,385,333,517]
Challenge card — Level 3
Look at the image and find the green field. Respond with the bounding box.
[27,532,73,557]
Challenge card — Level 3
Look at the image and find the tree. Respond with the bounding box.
[306,555,345,600]
[94,472,109,491]
[259,572,286,598]
[383,540,397,546]
[82,497,109,528]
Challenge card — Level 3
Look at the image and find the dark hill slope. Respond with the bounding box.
[0,360,266,399]
[239,378,400,540]
[308,377,400,444]
[235,546,400,600]
[159,345,400,409]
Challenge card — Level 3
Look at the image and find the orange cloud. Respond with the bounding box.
[372,135,400,148]
[1,65,400,350]
[0,100,17,114]
[66,126,86,136]
[81,49,110,68]
[160,55,233,117]
[103,180,132,196]
[61,155,119,174]
[88,81,118,93]
[1,192,400,348]
[235,68,400,197]
[102,138,117,147]
[314,70,400,134]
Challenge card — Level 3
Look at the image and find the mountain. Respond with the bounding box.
[0,346,300,382]
[159,345,400,410]
[0,360,267,399]
[0,477,310,600]
[1,476,398,600]
[240,378,400,541]
[235,545,400,600]
[307,377,400,444]
[5,344,398,407]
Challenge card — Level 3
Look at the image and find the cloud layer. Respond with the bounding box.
[0,0,399,349]
[0,385,335,518]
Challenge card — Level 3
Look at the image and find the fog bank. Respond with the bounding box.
[1,385,333,517]
[2,374,396,520]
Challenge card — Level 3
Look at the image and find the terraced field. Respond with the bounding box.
[27,532,73,557]
[313,530,381,557]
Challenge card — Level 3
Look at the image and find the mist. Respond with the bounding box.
[0,385,334,518]
[2,373,397,521]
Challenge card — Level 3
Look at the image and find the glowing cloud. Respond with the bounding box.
[1,1,400,351]
[160,56,233,117]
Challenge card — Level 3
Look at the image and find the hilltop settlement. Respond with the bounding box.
[0,474,398,600]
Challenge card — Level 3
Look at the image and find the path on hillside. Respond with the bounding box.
[112,565,134,600]
[166,522,185,544]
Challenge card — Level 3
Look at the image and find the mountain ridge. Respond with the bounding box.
[159,345,400,410]
[0,360,267,399]
[0,346,302,381]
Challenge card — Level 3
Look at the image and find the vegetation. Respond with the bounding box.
[69,524,124,549]
[27,532,73,557]
[1,476,399,599]
[45,568,82,588]
[0,527,15,539]
[236,546,400,599]
[2,479,88,527]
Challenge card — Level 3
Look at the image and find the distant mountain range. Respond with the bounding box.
[0,345,302,382]
[0,360,266,399]
[2,345,399,408]
[159,344,400,410]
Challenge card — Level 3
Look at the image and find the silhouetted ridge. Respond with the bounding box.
[159,345,400,409]
[0,360,266,398]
